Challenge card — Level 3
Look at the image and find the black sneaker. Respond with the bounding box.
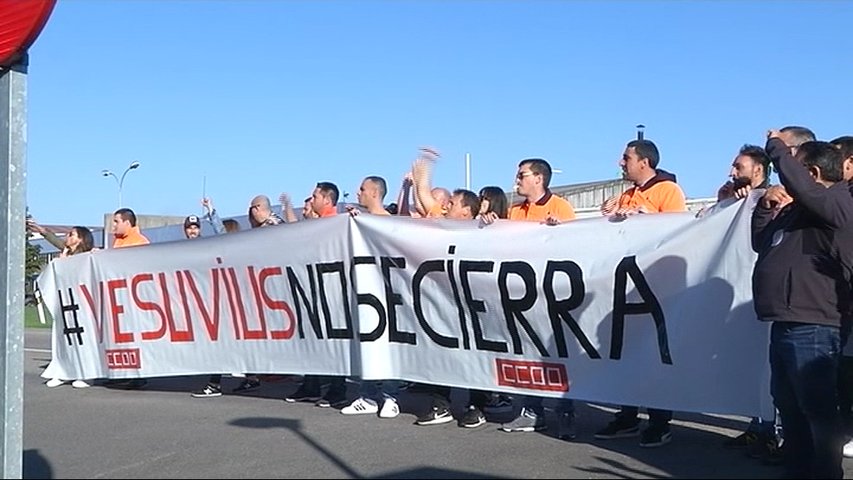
[415,406,454,426]
[723,431,758,449]
[748,435,784,465]
[191,384,222,398]
[284,386,322,403]
[747,433,779,459]
[483,394,513,414]
[105,378,148,390]
[594,417,641,439]
[315,392,349,409]
[639,425,672,448]
[459,406,486,428]
[231,378,261,394]
[558,412,577,441]
[761,440,784,466]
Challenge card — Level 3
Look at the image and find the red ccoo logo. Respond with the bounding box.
[495,359,569,392]
[106,348,141,369]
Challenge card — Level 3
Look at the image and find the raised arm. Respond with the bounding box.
[396,172,413,216]
[202,197,226,235]
[26,218,65,251]
[766,132,853,228]
[411,158,439,217]
[279,192,298,223]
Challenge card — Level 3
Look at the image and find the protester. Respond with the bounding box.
[340,176,401,419]
[189,209,241,398]
[716,144,772,202]
[594,139,686,447]
[230,195,286,394]
[482,159,578,439]
[111,208,149,248]
[285,182,349,409]
[413,188,483,427]
[106,208,149,389]
[751,133,853,478]
[710,145,778,453]
[27,220,95,389]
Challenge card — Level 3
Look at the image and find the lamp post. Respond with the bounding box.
[102,161,140,208]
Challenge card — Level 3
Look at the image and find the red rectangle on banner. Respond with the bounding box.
[495,359,569,392]
[106,348,141,369]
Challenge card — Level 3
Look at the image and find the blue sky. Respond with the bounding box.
[25,0,853,226]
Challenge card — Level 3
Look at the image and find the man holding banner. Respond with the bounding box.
[594,138,686,448]
[496,158,578,438]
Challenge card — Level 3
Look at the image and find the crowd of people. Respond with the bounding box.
[29,127,853,479]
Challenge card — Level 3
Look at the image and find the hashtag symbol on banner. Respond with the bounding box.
[58,288,85,346]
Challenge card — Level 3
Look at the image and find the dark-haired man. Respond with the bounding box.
[285,182,350,409]
[752,132,853,479]
[413,188,483,427]
[717,145,772,202]
[595,139,685,447]
[496,158,577,439]
[112,208,149,248]
[712,145,778,453]
[105,207,149,389]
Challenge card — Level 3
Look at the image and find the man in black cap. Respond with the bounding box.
[183,214,202,239]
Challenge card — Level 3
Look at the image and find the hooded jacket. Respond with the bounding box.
[616,170,687,213]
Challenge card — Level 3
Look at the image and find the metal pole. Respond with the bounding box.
[0,56,28,479]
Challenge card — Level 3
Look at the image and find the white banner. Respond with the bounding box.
[38,197,773,418]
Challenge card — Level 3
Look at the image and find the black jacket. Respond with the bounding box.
[751,138,853,326]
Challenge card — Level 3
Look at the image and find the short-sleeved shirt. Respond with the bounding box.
[509,191,576,222]
[113,227,150,248]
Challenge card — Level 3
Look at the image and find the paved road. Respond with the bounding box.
[21,328,852,478]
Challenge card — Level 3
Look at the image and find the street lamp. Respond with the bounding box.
[102,161,140,208]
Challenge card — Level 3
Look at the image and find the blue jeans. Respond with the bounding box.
[770,322,843,479]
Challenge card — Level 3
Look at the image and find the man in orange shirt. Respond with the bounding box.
[111,208,149,248]
[106,207,150,389]
[285,181,349,409]
[311,182,340,218]
[595,138,685,448]
[497,158,578,439]
[602,139,686,217]
[508,158,576,224]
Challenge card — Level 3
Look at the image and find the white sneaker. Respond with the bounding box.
[71,380,90,389]
[843,439,853,458]
[379,395,400,419]
[341,397,378,415]
[45,378,64,388]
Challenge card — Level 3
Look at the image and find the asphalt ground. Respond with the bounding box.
[21,329,853,479]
